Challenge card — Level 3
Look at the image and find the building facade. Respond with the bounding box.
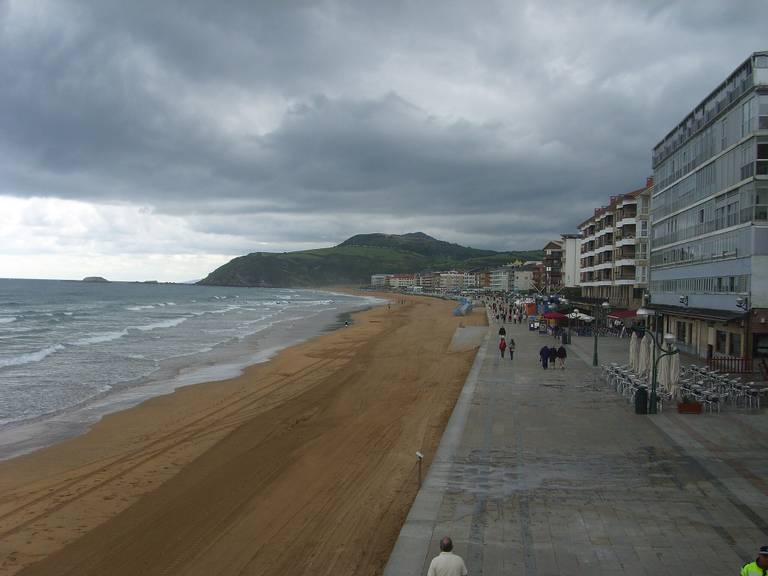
[512,267,535,292]
[650,51,768,359]
[370,274,391,288]
[578,183,651,310]
[542,241,564,292]
[389,274,416,289]
[490,268,511,292]
[561,234,581,288]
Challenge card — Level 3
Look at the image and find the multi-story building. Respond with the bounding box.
[439,271,464,290]
[415,271,435,290]
[578,183,651,310]
[370,274,391,288]
[463,270,479,289]
[649,51,768,359]
[490,268,512,292]
[512,266,536,292]
[560,234,581,288]
[478,270,492,289]
[389,274,416,289]
[542,241,564,292]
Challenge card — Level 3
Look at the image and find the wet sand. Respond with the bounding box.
[0,294,484,575]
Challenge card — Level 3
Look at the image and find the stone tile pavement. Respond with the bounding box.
[384,319,768,576]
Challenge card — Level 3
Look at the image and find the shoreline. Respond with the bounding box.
[0,293,485,576]
[0,289,383,462]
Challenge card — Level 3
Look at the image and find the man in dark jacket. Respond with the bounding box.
[548,347,558,367]
[556,345,567,369]
[539,345,550,369]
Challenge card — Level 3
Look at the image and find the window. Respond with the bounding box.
[755,55,768,68]
[729,333,742,356]
[676,321,687,343]
[715,331,727,354]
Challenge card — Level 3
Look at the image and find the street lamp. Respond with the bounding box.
[592,301,610,367]
[636,308,679,414]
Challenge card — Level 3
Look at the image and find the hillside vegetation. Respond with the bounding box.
[198,232,542,287]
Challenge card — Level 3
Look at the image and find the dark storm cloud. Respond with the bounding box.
[1,0,767,252]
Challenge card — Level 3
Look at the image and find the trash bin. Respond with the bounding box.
[634,387,648,415]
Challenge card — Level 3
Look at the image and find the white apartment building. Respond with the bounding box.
[389,274,416,289]
[578,182,651,310]
[490,268,511,292]
[561,234,581,288]
[370,274,391,288]
[439,271,464,290]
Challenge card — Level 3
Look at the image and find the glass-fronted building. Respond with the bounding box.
[650,51,768,359]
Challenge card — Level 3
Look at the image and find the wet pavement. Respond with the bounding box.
[384,317,768,575]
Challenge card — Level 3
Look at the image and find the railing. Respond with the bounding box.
[707,356,754,374]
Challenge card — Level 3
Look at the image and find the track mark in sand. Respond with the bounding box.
[0,356,341,543]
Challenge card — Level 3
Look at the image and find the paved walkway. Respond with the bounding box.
[384,318,768,575]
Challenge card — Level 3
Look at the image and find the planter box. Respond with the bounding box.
[677,402,703,414]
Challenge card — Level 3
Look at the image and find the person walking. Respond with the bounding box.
[539,345,550,369]
[557,345,567,369]
[548,346,558,368]
[498,325,506,338]
[427,536,468,576]
[499,337,507,359]
[740,546,768,575]
[508,337,515,361]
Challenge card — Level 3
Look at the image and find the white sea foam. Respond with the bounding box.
[0,344,65,368]
[73,330,129,346]
[133,317,188,331]
[0,317,17,324]
[126,305,155,311]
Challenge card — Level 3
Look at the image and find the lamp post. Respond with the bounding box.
[592,301,610,367]
[637,308,679,414]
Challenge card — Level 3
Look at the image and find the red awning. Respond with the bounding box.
[607,309,637,319]
[543,311,567,320]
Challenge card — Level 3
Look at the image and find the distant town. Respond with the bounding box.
[374,51,768,364]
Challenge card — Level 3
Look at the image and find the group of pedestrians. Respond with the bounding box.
[484,297,525,325]
[539,344,567,370]
[497,324,515,360]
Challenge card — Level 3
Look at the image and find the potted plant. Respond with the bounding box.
[677,393,703,414]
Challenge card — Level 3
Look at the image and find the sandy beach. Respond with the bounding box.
[0,293,485,576]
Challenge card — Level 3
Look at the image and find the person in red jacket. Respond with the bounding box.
[498,337,507,359]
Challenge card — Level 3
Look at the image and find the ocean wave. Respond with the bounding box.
[0,317,17,324]
[133,317,188,331]
[73,330,129,346]
[125,305,155,311]
[0,344,65,368]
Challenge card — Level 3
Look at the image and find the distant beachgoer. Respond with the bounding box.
[427,537,468,576]
[344,321,349,327]
[508,338,515,361]
[557,345,567,369]
[499,337,507,359]
[539,345,550,369]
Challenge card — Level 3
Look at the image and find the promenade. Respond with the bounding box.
[384,316,768,575]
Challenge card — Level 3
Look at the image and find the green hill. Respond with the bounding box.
[198,232,543,287]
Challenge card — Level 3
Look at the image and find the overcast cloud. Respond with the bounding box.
[1,0,767,280]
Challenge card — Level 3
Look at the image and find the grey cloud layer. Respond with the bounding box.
[1,0,767,251]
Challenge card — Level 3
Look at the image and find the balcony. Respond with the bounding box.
[615,236,636,247]
[614,258,635,267]
[615,217,637,228]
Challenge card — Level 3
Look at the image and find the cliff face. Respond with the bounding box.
[198,233,543,288]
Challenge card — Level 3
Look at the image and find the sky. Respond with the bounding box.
[1,0,767,281]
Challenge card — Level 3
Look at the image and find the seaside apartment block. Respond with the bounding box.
[578,182,651,310]
[649,52,768,360]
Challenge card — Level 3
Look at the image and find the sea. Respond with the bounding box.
[0,278,381,459]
